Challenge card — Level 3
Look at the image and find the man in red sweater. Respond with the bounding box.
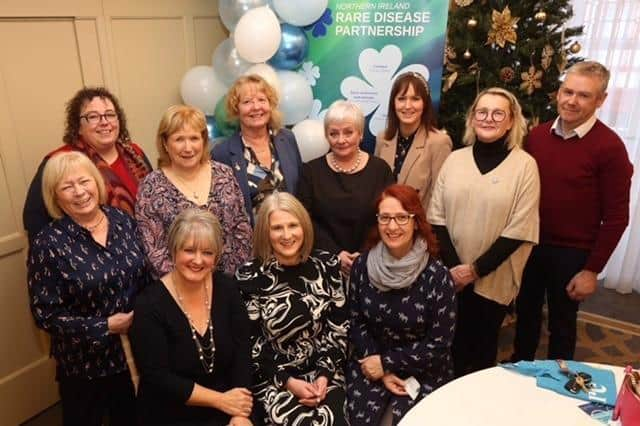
[511,61,633,361]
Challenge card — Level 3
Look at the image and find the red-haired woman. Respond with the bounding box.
[346,184,456,425]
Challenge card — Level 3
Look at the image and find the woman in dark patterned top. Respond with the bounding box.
[136,105,252,277]
[347,184,456,425]
[27,152,148,426]
[131,209,253,426]
[236,192,349,426]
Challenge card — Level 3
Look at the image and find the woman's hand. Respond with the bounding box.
[338,251,359,276]
[216,387,253,417]
[287,377,319,407]
[449,264,478,292]
[107,311,134,334]
[381,373,408,396]
[229,416,253,426]
[359,355,384,381]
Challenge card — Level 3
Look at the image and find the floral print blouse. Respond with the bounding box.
[135,161,252,277]
[27,206,148,379]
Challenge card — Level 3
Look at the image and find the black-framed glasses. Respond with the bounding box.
[80,111,118,125]
[376,213,415,225]
[473,109,508,122]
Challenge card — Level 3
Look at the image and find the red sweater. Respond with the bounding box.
[526,120,633,272]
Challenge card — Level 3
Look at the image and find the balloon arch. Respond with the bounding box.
[180,0,330,162]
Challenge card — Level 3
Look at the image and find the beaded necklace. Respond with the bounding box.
[172,273,216,374]
[330,150,362,174]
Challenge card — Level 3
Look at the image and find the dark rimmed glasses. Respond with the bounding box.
[473,108,508,122]
[80,111,118,125]
[376,213,415,225]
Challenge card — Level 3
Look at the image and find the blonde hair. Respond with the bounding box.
[156,105,210,168]
[166,209,223,265]
[324,99,365,135]
[462,87,527,150]
[253,192,313,265]
[564,61,610,94]
[42,151,107,219]
[226,74,283,132]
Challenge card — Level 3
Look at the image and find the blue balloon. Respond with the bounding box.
[205,115,221,141]
[268,24,309,70]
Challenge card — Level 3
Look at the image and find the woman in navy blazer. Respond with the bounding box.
[212,75,302,226]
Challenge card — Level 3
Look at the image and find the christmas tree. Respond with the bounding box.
[440,0,583,146]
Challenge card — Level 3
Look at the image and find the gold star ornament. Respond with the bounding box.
[520,66,543,95]
[486,6,519,48]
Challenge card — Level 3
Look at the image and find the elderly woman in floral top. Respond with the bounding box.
[28,152,148,426]
[136,105,252,277]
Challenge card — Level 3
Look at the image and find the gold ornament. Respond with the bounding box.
[467,17,478,29]
[454,0,474,6]
[520,66,543,95]
[463,49,472,59]
[541,44,555,70]
[569,41,582,53]
[443,72,458,92]
[444,45,457,65]
[486,6,520,48]
[534,10,547,23]
[499,66,515,83]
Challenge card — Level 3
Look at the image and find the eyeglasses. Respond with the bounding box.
[376,213,415,225]
[80,111,118,125]
[473,109,508,122]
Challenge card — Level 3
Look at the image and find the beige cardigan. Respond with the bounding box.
[427,146,540,305]
[375,126,452,212]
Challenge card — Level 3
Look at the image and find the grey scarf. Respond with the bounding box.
[366,237,430,292]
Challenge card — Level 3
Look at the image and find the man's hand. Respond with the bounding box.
[566,270,598,301]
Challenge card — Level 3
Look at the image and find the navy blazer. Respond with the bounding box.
[211,128,303,225]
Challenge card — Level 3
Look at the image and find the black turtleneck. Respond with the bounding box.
[432,137,526,278]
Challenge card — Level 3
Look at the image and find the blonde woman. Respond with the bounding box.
[428,87,540,377]
[236,193,348,426]
[136,105,252,277]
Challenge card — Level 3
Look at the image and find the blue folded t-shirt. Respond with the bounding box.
[501,360,617,406]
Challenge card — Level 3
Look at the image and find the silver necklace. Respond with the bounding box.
[330,150,362,174]
[172,273,215,374]
[171,164,207,201]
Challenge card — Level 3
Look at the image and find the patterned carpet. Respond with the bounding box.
[497,314,640,369]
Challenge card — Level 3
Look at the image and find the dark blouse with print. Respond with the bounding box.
[27,206,148,380]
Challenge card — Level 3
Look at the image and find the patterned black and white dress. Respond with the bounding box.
[236,250,349,426]
[347,252,456,425]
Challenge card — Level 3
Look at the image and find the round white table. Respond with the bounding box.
[398,363,624,426]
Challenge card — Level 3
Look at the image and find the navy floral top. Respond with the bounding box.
[27,206,148,380]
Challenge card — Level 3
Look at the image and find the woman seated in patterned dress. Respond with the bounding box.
[136,105,252,277]
[131,209,253,426]
[236,192,349,426]
[347,184,456,425]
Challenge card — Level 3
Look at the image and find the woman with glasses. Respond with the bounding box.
[131,209,253,426]
[427,87,540,377]
[375,72,452,212]
[136,105,252,277]
[212,74,303,226]
[23,87,152,241]
[347,184,456,425]
[298,100,394,276]
[236,192,348,425]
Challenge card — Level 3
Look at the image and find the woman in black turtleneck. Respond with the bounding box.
[427,88,541,377]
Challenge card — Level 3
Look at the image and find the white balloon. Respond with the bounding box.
[212,37,252,86]
[292,119,328,162]
[218,0,267,31]
[180,66,227,115]
[276,70,313,125]
[244,63,281,97]
[234,7,281,63]
[272,0,328,26]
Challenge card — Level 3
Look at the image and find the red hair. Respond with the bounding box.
[365,184,439,258]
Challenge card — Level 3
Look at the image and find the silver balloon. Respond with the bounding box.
[219,0,268,31]
[212,38,252,86]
